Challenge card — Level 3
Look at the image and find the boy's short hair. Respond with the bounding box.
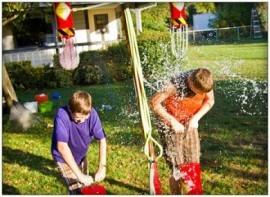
[190,68,214,92]
[68,91,92,115]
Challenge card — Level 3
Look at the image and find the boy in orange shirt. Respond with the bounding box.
[150,68,215,194]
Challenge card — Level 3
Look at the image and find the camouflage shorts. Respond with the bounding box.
[56,157,88,194]
[158,125,201,168]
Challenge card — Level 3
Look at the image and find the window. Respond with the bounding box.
[94,14,109,33]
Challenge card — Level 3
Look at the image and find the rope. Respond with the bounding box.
[124,8,163,162]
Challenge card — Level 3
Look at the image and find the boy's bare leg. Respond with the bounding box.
[169,176,181,194]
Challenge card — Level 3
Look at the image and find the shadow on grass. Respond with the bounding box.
[105,177,148,194]
[200,134,267,182]
[2,183,21,194]
[3,146,58,178]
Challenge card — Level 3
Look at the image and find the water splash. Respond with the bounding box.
[119,42,267,127]
[212,58,267,116]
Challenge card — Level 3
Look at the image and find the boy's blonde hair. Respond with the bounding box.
[68,91,92,115]
[190,68,214,92]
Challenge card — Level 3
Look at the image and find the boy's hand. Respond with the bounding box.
[78,174,94,186]
[95,166,106,182]
[187,117,199,131]
[171,119,185,133]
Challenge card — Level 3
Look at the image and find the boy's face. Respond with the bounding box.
[72,112,90,124]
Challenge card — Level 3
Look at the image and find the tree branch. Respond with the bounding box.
[3,14,20,27]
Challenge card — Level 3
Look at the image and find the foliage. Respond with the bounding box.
[187,2,216,14]
[44,67,73,88]
[255,3,268,32]
[3,2,52,47]
[186,3,216,25]
[137,39,182,83]
[138,30,170,42]
[73,65,104,85]
[77,44,132,83]
[5,61,45,90]
[210,3,254,28]
[2,2,33,26]
[106,42,132,82]
[5,61,73,90]
[141,3,170,32]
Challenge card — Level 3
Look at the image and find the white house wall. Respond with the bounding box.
[88,8,118,42]
[73,11,90,43]
[2,6,121,67]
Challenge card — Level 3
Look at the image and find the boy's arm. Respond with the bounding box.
[98,138,107,168]
[57,141,93,185]
[150,83,185,133]
[188,90,215,130]
[95,138,106,182]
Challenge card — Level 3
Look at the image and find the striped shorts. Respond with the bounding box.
[158,125,200,168]
[56,157,88,194]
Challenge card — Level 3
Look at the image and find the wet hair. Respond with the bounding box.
[189,68,214,92]
[68,91,92,115]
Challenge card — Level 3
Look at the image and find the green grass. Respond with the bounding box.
[2,42,267,194]
[185,43,268,80]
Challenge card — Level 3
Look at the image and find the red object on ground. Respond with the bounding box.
[34,93,49,104]
[80,184,106,195]
[179,163,203,195]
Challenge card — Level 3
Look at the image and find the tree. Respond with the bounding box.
[2,2,33,108]
[210,3,254,28]
[255,2,268,32]
[187,2,216,14]
[2,2,32,27]
[186,3,216,26]
[141,3,170,32]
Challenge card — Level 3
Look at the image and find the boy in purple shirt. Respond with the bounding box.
[51,91,106,194]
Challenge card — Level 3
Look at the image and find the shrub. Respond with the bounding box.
[73,64,104,85]
[138,39,183,83]
[107,42,131,82]
[5,61,45,90]
[44,67,73,88]
[138,30,170,42]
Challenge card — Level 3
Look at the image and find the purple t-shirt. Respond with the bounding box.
[51,106,106,165]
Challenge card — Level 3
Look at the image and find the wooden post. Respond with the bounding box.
[3,65,18,108]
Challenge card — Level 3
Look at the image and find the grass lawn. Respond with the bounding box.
[2,42,268,194]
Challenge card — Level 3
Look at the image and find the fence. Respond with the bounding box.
[2,40,120,67]
[2,26,266,67]
[188,25,261,44]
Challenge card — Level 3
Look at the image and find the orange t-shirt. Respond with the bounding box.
[164,93,206,125]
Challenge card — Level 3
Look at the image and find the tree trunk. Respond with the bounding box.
[3,65,18,108]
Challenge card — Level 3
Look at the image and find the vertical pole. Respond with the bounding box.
[52,5,59,54]
[237,27,240,41]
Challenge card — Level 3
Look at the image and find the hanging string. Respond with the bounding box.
[124,8,163,163]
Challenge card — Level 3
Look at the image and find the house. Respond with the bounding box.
[2,2,156,67]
